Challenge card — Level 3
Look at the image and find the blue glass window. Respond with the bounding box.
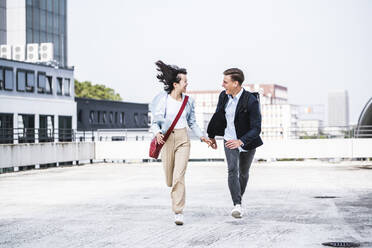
[17,70,26,92]
[4,68,13,91]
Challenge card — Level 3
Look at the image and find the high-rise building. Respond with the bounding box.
[328,90,349,126]
[0,0,6,44]
[0,0,67,66]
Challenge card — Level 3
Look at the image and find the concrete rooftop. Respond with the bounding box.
[0,161,371,248]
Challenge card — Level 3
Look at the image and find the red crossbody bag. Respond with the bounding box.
[149,95,189,159]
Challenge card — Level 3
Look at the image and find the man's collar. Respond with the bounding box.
[228,87,244,100]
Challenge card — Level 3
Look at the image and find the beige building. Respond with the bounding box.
[188,84,298,139]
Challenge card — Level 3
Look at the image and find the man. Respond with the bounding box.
[207,68,263,218]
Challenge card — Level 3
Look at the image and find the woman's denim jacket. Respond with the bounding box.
[149,91,203,139]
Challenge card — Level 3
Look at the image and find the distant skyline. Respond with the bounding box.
[68,0,372,124]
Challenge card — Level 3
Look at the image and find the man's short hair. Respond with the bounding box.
[223,68,244,85]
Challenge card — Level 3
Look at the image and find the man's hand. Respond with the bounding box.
[209,138,217,150]
[200,136,212,146]
[156,132,165,145]
[225,139,243,149]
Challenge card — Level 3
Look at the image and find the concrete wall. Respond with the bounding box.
[1,139,372,169]
[0,142,94,168]
[95,138,372,160]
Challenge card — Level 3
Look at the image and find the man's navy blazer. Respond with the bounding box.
[207,89,263,150]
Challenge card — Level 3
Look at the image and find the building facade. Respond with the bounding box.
[0,0,6,44]
[0,57,75,144]
[1,0,67,66]
[328,90,349,126]
[187,84,297,139]
[76,98,149,131]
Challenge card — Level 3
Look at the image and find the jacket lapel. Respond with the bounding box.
[234,89,246,122]
[219,91,229,112]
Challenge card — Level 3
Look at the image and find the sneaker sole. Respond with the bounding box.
[175,221,184,225]
[231,210,242,218]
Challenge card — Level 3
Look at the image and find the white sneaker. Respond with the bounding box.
[174,213,184,225]
[231,204,242,218]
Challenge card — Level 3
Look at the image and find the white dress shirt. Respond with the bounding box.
[224,88,246,152]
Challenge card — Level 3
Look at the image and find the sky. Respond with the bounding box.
[68,0,372,124]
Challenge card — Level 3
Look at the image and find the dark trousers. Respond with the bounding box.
[224,141,256,205]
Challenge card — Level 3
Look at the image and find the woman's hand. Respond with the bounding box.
[156,132,165,145]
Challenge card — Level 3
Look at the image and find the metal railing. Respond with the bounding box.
[1,126,372,144]
[0,128,96,144]
[261,125,372,139]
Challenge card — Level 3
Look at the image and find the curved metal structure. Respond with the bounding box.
[356,97,372,138]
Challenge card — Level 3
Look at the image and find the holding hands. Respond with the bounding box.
[201,137,217,150]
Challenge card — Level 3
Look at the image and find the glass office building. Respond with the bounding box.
[25,0,67,66]
[1,0,67,67]
[0,0,6,44]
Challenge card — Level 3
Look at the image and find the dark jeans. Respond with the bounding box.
[224,141,256,205]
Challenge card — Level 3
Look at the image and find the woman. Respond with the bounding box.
[150,60,210,225]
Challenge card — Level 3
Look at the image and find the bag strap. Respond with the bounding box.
[163,95,189,142]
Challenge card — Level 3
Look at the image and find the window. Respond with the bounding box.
[53,15,58,34]
[40,0,47,9]
[58,116,72,142]
[4,68,13,90]
[89,111,94,124]
[56,77,62,95]
[53,0,59,13]
[26,29,34,43]
[114,112,118,123]
[0,67,3,90]
[60,0,65,15]
[0,113,13,144]
[60,16,65,33]
[40,31,46,42]
[47,0,53,12]
[77,110,82,123]
[33,8,40,31]
[18,114,35,144]
[134,113,139,127]
[109,112,113,123]
[17,70,26,92]
[38,72,46,93]
[47,12,53,30]
[64,78,70,96]
[53,35,59,56]
[39,115,54,142]
[97,112,101,123]
[46,76,52,94]
[143,114,148,126]
[119,112,125,126]
[102,112,107,123]
[26,71,35,92]
[40,9,46,30]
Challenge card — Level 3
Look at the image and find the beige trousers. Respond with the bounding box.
[161,127,190,214]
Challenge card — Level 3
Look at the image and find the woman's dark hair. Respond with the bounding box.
[155,60,187,94]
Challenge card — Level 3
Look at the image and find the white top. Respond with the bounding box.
[165,95,187,129]
[224,88,246,152]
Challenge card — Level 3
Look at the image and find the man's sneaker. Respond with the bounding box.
[231,204,242,218]
[174,213,184,225]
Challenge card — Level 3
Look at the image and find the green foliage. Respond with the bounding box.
[74,79,122,101]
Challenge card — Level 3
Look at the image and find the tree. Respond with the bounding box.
[74,79,122,101]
